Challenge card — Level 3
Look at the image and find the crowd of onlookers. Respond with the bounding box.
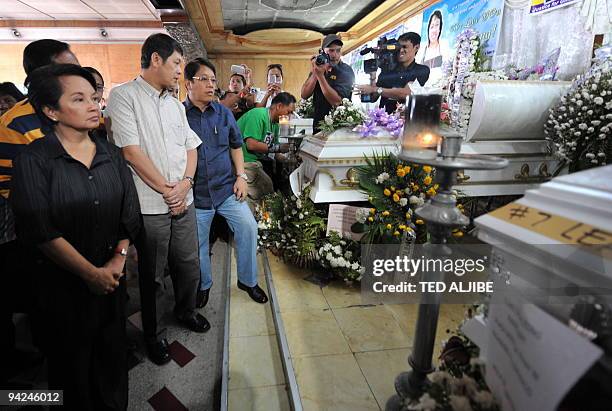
[0,34,299,410]
[0,29,378,409]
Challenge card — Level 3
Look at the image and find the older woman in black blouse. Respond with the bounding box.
[10,64,140,410]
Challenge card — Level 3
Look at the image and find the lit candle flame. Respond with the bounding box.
[420,133,435,145]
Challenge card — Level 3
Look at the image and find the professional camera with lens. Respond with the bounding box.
[359,36,400,103]
[315,49,331,66]
[360,36,400,73]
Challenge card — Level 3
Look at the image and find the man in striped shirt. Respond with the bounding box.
[0,39,78,386]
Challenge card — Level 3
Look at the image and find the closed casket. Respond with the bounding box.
[456,80,571,196]
[296,128,399,203]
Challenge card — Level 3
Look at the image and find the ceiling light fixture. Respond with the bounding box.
[100,28,108,37]
[11,29,21,38]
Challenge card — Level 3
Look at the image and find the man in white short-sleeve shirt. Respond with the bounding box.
[106,33,209,366]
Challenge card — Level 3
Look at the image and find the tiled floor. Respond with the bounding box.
[127,242,229,410]
[266,251,466,411]
[227,252,290,410]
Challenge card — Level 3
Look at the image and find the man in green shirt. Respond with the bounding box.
[237,92,296,209]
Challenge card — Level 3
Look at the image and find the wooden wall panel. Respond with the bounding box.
[209,57,312,101]
[0,43,142,98]
[0,44,311,101]
[0,44,28,88]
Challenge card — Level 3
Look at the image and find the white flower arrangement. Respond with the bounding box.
[317,231,363,282]
[295,96,314,118]
[375,172,390,184]
[318,98,366,134]
[545,52,611,171]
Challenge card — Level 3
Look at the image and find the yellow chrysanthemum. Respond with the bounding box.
[423,176,432,185]
[398,224,406,230]
[390,186,396,191]
[423,166,432,173]
[382,211,390,217]
[427,188,436,197]
[370,208,376,214]
[368,217,374,222]
[396,169,406,177]
[405,212,411,219]
[393,231,400,236]
[383,189,391,196]
[393,193,400,202]
[452,231,464,238]
[386,224,392,230]
[404,166,411,173]
[416,219,424,225]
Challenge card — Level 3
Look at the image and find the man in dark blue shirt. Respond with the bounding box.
[356,32,430,114]
[183,58,268,308]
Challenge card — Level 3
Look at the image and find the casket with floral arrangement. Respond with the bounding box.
[295,100,403,203]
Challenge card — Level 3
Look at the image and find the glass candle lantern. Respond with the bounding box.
[279,115,290,137]
[401,94,442,160]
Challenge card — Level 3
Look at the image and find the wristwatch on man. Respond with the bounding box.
[237,172,249,182]
[376,87,383,96]
[183,176,194,187]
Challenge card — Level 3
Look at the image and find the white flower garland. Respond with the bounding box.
[447,29,482,131]
[545,51,611,169]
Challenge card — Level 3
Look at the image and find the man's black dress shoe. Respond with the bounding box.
[178,313,211,333]
[146,338,171,366]
[196,288,210,308]
[237,281,269,304]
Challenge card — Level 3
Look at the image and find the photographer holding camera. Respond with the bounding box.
[301,34,355,134]
[355,32,430,114]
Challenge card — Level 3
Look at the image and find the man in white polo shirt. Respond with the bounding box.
[106,33,208,366]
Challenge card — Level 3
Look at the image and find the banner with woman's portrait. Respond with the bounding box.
[418,0,505,70]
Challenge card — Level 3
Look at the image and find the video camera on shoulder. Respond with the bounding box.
[315,49,331,66]
[358,36,399,103]
[359,36,400,73]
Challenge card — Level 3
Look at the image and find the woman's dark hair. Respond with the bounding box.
[427,11,443,44]
[23,39,71,76]
[83,66,103,84]
[184,57,217,80]
[27,64,97,130]
[267,64,284,78]
[0,82,25,101]
[229,73,246,86]
[270,92,296,106]
[141,33,184,69]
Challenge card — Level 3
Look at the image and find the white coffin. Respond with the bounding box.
[475,165,612,320]
[455,80,570,196]
[467,80,571,141]
[456,139,564,197]
[294,81,571,201]
[296,128,400,203]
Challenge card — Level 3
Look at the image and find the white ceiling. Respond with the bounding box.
[0,0,160,20]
